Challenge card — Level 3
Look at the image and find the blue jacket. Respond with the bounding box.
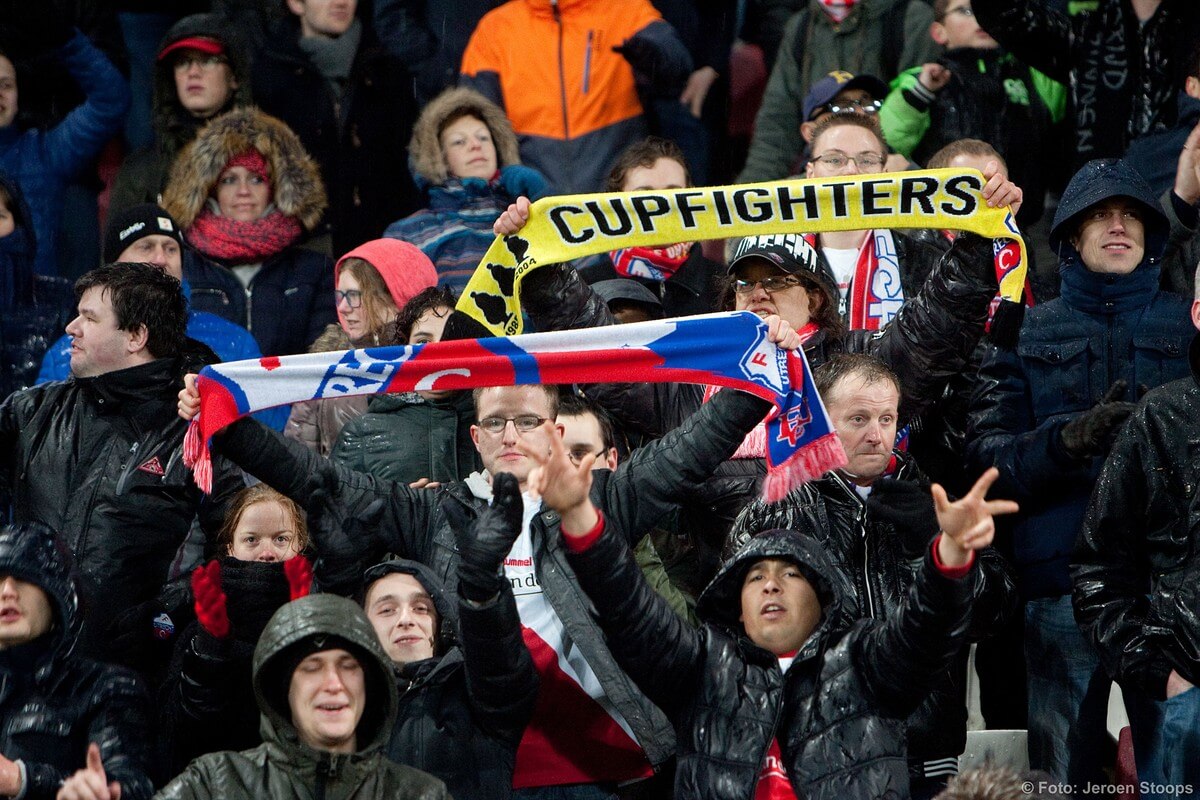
[384,166,547,292]
[1125,91,1200,199]
[0,31,130,276]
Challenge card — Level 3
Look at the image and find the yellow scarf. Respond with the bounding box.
[456,170,1026,335]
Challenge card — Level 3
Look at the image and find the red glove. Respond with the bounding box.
[285,555,313,601]
[192,561,230,638]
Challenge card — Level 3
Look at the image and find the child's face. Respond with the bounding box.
[0,197,14,238]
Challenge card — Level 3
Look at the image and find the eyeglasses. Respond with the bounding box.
[335,289,363,309]
[567,447,606,465]
[823,98,882,116]
[732,275,803,294]
[477,415,548,434]
[812,152,887,170]
[173,54,227,71]
[942,5,974,18]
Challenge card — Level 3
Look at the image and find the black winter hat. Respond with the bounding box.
[1048,159,1169,260]
[0,523,81,667]
[103,204,184,263]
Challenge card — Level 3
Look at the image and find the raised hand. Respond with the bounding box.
[520,426,599,536]
[980,159,1023,217]
[0,753,21,797]
[493,196,532,236]
[56,743,121,800]
[178,373,201,421]
[917,62,952,93]
[192,560,230,638]
[1173,120,1200,205]
[931,467,1019,568]
[455,472,524,601]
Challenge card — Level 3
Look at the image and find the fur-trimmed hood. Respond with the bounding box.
[162,107,327,231]
[409,87,522,187]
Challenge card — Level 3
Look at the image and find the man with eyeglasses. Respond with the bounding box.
[878,0,1066,226]
[179,318,801,799]
[791,71,913,174]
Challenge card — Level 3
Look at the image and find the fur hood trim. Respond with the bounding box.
[162,107,327,231]
[409,87,521,186]
[309,323,352,353]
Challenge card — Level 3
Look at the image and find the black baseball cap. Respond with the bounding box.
[728,234,838,300]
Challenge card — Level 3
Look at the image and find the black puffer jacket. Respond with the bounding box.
[156,593,449,800]
[728,454,1018,770]
[523,234,997,575]
[366,559,536,800]
[251,16,421,256]
[212,386,775,774]
[974,0,1200,169]
[568,527,978,799]
[0,357,244,667]
[1072,334,1200,699]
[0,523,154,800]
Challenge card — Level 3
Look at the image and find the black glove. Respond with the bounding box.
[612,35,659,75]
[866,477,939,559]
[455,472,523,602]
[1059,380,1137,459]
[305,465,386,596]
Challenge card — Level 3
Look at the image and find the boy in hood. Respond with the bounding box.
[156,592,448,800]
[519,424,1017,799]
[0,523,154,800]
[361,472,537,800]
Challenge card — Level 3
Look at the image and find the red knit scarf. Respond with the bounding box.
[186,205,303,263]
[817,0,856,22]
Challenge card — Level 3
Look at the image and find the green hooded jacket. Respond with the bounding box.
[154,594,449,800]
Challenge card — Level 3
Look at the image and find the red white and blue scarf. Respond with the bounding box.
[183,311,846,501]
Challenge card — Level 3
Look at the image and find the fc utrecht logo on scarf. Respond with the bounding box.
[736,328,788,394]
[776,398,813,447]
[137,456,166,475]
[994,239,1021,277]
[867,232,904,325]
[316,348,406,397]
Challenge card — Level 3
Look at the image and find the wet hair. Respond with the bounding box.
[926,138,1006,170]
[557,393,616,451]
[472,384,561,421]
[809,113,889,156]
[338,257,401,345]
[391,285,457,345]
[813,353,901,403]
[217,483,309,556]
[604,136,692,192]
[74,262,188,359]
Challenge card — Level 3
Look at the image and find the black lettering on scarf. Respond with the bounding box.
[941,175,981,216]
[471,292,512,327]
[712,191,733,226]
[776,184,819,222]
[677,191,706,228]
[584,199,634,237]
[549,206,592,244]
[860,180,893,216]
[829,182,849,218]
[899,176,938,216]
[631,195,671,232]
[733,188,773,223]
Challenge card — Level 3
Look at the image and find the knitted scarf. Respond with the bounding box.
[611,242,691,281]
[817,0,856,23]
[183,312,846,502]
[804,229,902,330]
[454,171,1026,336]
[186,203,303,263]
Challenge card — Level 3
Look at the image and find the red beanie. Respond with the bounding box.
[224,149,270,183]
[335,239,438,309]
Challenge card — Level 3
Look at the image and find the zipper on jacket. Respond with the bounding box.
[114,441,142,496]
[857,504,878,619]
[583,30,593,94]
[551,0,570,138]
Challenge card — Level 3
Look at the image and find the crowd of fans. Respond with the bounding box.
[3,0,1200,798]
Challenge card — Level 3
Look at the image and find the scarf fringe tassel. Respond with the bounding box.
[761,432,848,503]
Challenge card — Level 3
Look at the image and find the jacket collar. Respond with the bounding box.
[1058,258,1160,315]
[75,358,180,411]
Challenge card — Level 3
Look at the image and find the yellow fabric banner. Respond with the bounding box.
[456,170,1026,335]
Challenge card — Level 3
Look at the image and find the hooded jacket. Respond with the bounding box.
[0,524,155,800]
[729,454,1018,771]
[0,356,245,667]
[521,233,999,580]
[163,107,336,356]
[460,0,693,194]
[967,159,1194,599]
[364,559,536,800]
[208,384,779,778]
[284,325,370,456]
[974,0,1200,170]
[250,14,422,256]
[155,593,448,800]
[109,13,254,214]
[384,87,549,291]
[566,526,977,799]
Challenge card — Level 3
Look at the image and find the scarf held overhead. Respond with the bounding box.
[183,312,846,501]
[454,170,1026,335]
